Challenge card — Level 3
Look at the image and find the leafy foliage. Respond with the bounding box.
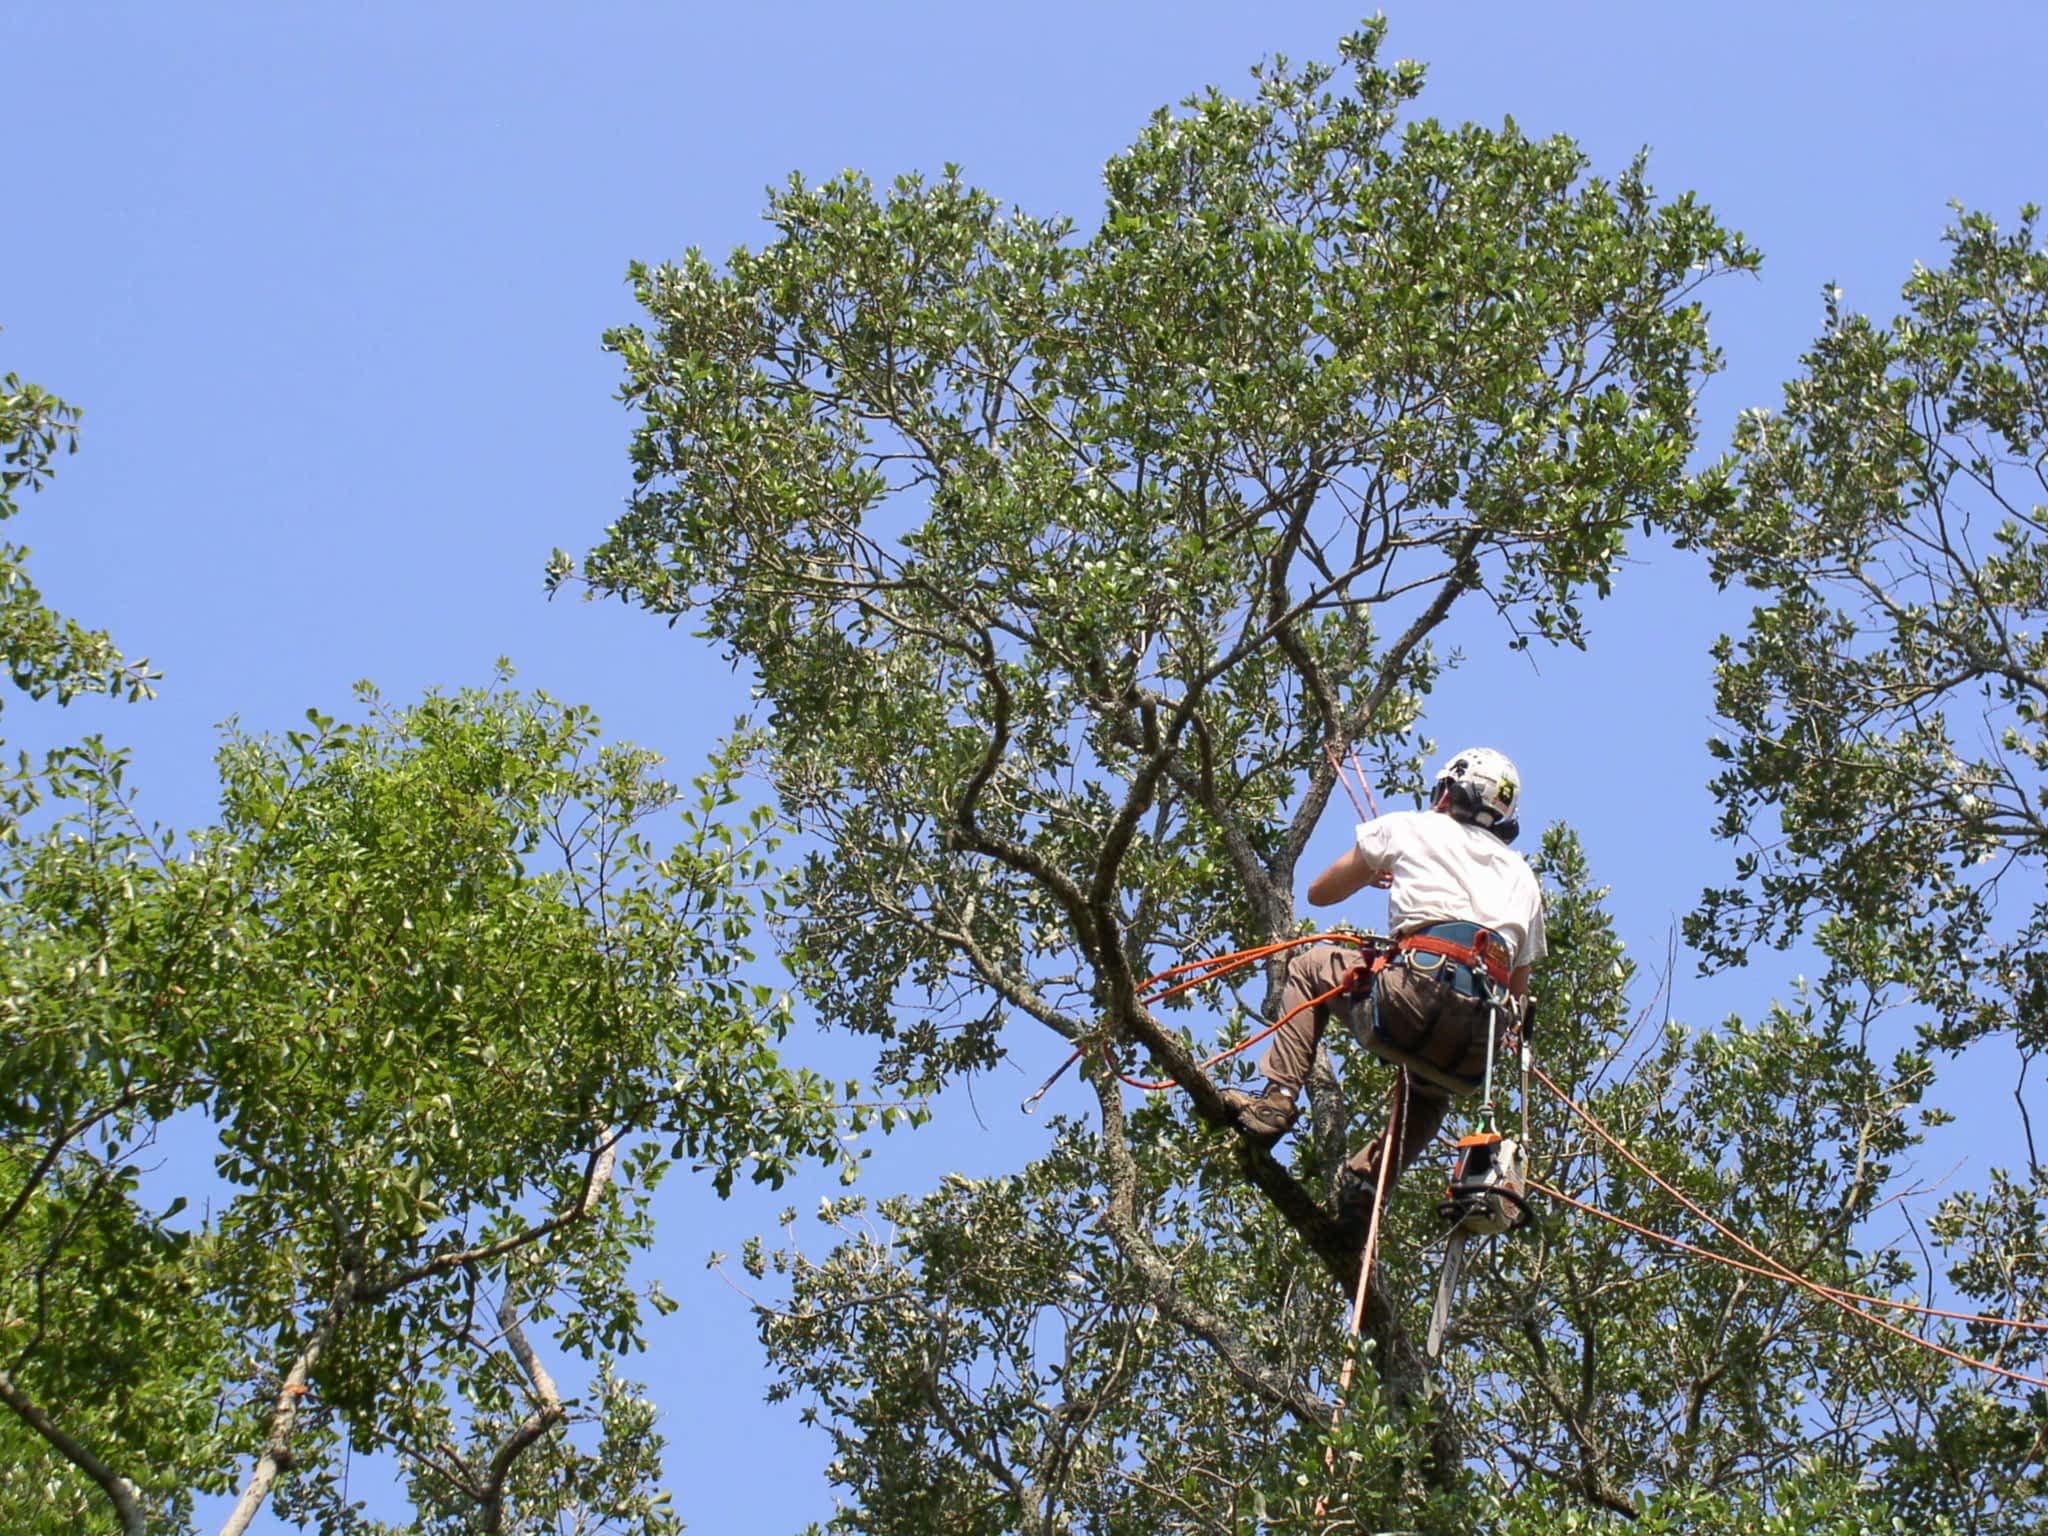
[0,679,862,1532]
[546,21,2048,1530]
[741,833,1982,1532]
[558,26,2048,1532]
[565,22,1751,1445]
[1670,204,2048,1536]
[0,355,156,721]
[1680,206,2048,1056]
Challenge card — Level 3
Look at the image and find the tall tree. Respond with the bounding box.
[0,681,867,1532]
[562,18,1763,1506]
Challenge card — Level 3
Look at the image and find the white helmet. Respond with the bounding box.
[1432,747,1522,835]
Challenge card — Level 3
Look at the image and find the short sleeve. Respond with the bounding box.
[1353,816,1399,868]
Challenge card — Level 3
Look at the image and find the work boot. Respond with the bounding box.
[1220,1084,1300,1141]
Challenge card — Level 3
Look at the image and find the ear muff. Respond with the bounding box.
[1432,747,1523,831]
[1436,778,1498,827]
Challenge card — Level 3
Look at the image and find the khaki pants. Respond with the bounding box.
[1255,941,1496,1181]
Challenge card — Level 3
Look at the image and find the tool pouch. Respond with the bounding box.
[1352,961,1499,1096]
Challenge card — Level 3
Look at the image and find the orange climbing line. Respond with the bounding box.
[1141,933,1358,1007]
[1532,1064,2048,1331]
[1532,1065,2048,1391]
[1115,928,1392,1092]
[1325,744,1370,823]
[1316,1072,1404,1521]
[1348,745,1382,820]
[1531,1177,2048,1336]
[1111,977,1356,1092]
[1322,742,1384,823]
[1021,932,1382,1111]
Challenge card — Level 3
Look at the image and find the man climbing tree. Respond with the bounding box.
[1223,747,1544,1235]
[561,18,1779,1523]
[557,20,2048,1522]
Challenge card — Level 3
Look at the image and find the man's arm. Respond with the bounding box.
[1304,846,1392,906]
[1509,964,1531,999]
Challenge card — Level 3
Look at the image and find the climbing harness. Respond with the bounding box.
[1354,920,1517,1098]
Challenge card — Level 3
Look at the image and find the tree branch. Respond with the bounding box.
[1088,1071,1332,1423]
[916,1326,1036,1523]
[359,1131,621,1303]
[479,1284,568,1534]
[218,1250,364,1536]
[0,1363,148,1536]
[0,1074,208,1242]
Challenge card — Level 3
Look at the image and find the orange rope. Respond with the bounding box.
[1325,743,1370,823]
[1316,1072,1405,1520]
[1140,934,1357,1007]
[1322,741,1384,823]
[1112,978,1355,1092]
[1021,933,1381,1110]
[1532,1066,2048,1391]
[1532,1178,2048,1336]
[1348,744,1382,820]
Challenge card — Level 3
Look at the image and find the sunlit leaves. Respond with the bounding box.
[0,679,852,1531]
[566,22,1752,1107]
[1680,206,2048,1057]
[554,19,1793,1531]
[0,356,157,724]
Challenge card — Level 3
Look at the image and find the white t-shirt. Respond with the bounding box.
[1353,809,1547,970]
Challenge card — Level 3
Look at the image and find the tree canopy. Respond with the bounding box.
[0,663,868,1527]
[0,350,884,1531]
[1681,206,2048,1060]
[556,27,2048,1534]
[9,21,2048,1535]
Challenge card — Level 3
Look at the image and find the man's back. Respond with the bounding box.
[1355,808,1545,969]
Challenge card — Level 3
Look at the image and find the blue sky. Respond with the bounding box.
[5,3,2045,1529]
